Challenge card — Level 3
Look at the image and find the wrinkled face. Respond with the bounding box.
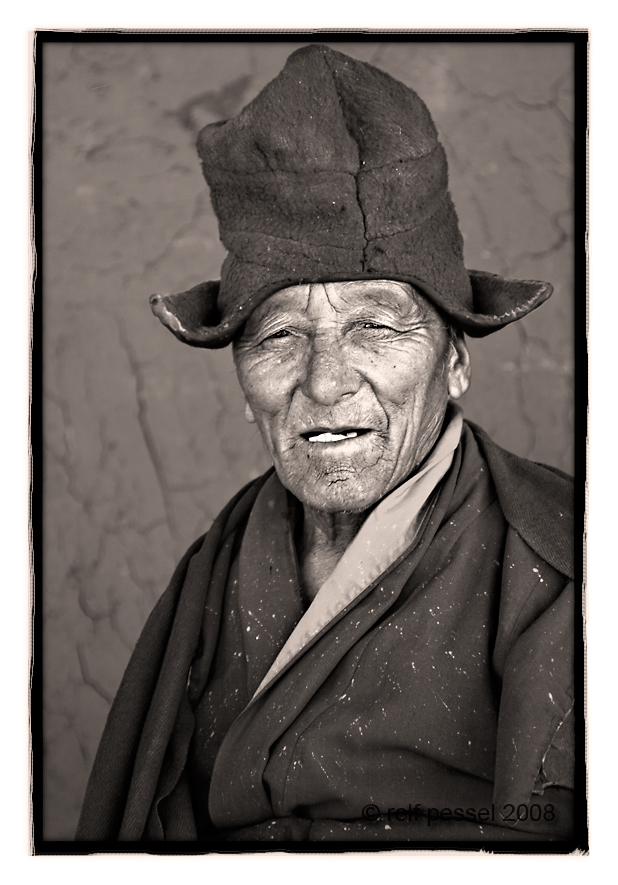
[233,280,470,514]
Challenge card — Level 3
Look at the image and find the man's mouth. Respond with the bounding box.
[301,428,371,444]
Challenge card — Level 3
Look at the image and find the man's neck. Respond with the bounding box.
[297,506,369,603]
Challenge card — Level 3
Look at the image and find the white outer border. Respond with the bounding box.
[5,3,607,881]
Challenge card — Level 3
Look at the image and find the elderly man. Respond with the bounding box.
[76,45,575,843]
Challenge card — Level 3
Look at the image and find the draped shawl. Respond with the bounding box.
[76,422,576,844]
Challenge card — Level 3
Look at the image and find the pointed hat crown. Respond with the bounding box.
[151,45,552,347]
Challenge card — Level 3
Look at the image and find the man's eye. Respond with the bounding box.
[264,328,291,340]
[363,322,391,331]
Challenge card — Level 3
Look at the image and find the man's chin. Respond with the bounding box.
[282,472,387,515]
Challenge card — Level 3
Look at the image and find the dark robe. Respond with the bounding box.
[76,422,577,844]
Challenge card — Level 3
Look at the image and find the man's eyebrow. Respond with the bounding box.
[244,307,308,334]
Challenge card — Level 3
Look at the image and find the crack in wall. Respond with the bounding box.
[142,189,211,278]
[447,67,573,138]
[171,75,253,134]
[115,317,179,544]
[76,642,115,706]
[502,140,571,265]
[44,390,98,522]
[45,708,91,768]
[124,553,161,606]
[437,129,512,274]
[203,357,248,479]
[109,598,141,652]
[468,189,511,277]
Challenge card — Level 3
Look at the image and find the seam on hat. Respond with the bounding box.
[207,168,357,178]
[356,144,439,173]
[364,193,451,242]
[321,53,369,264]
[350,171,369,265]
[224,195,449,249]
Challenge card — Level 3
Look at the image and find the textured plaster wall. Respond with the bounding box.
[42,40,575,840]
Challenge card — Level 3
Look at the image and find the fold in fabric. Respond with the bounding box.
[252,405,463,698]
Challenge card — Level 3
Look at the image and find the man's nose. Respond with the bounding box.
[301,339,362,405]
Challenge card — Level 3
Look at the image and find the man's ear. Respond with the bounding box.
[244,401,257,424]
[447,333,471,400]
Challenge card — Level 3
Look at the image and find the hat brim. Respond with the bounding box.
[149,269,553,348]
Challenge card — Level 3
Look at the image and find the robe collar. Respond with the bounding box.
[244,405,463,700]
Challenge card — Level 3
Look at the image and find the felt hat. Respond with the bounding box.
[150,45,552,347]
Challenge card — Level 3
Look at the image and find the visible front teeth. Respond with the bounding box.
[307,431,359,443]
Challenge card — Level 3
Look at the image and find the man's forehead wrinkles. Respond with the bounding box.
[251,281,434,331]
[326,280,423,314]
[335,280,413,297]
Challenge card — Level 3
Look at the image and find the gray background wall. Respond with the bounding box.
[42,39,574,840]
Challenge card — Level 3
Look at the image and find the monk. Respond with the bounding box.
[76,45,577,844]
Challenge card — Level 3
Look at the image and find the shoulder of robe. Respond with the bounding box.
[190,467,277,552]
[464,421,574,581]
